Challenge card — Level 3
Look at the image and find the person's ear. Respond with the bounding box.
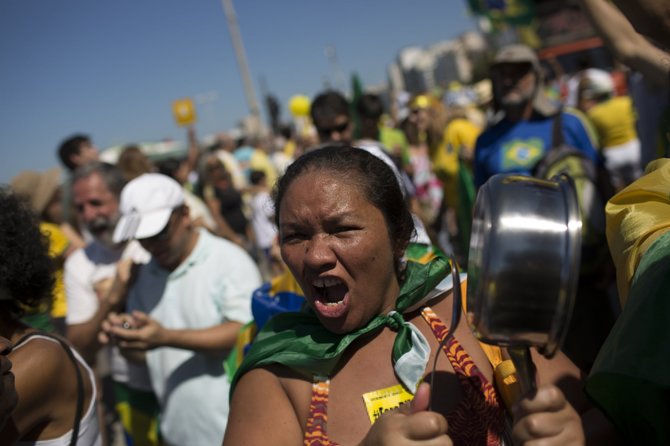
[181,205,193,228]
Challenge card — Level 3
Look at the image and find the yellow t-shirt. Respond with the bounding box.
[432,118,481,208]
[605,158,670,305]
[587,96,638,149]
[250,149,278,188]
[40,222,69,318]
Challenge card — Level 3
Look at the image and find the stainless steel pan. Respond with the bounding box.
[466,173,582,394]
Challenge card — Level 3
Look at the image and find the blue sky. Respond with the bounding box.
[0,0,477,183]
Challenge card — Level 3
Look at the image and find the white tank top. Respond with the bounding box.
[14,334,102,446]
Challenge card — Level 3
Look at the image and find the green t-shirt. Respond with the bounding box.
[586,231,670,443]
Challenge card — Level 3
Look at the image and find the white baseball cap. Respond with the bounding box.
[113,173,184,243]
[580,68,614,98]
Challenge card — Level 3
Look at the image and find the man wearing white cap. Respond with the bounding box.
[579,69,642,190]
[104,173,261,446]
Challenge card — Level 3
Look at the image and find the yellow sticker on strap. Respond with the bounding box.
[362,384,414,424]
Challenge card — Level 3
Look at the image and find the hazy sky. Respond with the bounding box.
[0,0,477,183]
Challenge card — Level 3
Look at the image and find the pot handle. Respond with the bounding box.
[428,256,462,410]
[508,346,537,398]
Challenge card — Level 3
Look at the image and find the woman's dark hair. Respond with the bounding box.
[0,187,54,317]
[273,145,415,254]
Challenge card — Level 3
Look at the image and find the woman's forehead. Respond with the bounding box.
[283,171,359,205]
[280,171,375,219]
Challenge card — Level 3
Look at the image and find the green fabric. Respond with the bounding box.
[21,311,55,333]
[224,320,256,383]
[586,231,670,443]
[113,381,163,446]
[350,73,364,140]
[379,126,410,165]
[230,256,450,397]
[456,159,475,262]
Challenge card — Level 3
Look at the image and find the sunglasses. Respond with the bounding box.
[318,121,350,136]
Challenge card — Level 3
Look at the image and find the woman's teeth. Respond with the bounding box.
[313,277,342,288]
[313,277,346,304]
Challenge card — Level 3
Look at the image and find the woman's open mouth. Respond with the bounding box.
[311,276,350,318]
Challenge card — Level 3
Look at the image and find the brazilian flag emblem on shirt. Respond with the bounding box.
[501,137,544,169]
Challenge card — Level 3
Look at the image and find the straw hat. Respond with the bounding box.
[10,167,62,215]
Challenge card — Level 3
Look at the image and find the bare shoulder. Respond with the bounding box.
[224,366,306,446]
[10,336,68,394]
[7,336,75,437]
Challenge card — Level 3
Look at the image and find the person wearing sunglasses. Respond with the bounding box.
[310,90,353,145]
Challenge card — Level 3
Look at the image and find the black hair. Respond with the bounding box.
[156,157,186,179]
[279,124,293,140]
[356,93,384,121]
[72,161,126,198]
[273,145,415,254]
[249,169,266,186]
[0,187,54,317]
[356,93,385,140]
[57,134,90,171]
[310,90,350,129]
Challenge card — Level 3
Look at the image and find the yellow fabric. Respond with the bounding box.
[459,280,519,410]
[605,158,670,306]
[40,222,69,318]
[283,140,296,159]
[232,322,258,368]
[270,269,303,295]
[379,125,410,165]
[432,119,480,208]
[116,402,161,446]
[114,381,163,446]
[250,149,278,188]
[444,119,480,155]
[493,360,521,411]
[587,96,638,149]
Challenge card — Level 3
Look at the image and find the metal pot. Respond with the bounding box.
[466,174,581,359]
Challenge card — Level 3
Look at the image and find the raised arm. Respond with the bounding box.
[185,126,202,177]
[578,0,670,88]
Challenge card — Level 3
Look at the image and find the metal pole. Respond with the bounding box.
[324,45,345,92]
[221,0,262,133]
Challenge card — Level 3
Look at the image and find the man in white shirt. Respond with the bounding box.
[64,162,156,445]
[105,173,261,445]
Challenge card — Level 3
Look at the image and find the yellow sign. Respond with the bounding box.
[362,384,414,424]
[172,98,196,127]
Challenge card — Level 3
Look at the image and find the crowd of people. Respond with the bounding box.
[1,0,669,444]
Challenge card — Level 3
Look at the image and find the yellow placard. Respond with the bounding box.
[172,98,196,127]
[362,384,414,424]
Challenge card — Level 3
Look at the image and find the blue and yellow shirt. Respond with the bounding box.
[474,110,599,188]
